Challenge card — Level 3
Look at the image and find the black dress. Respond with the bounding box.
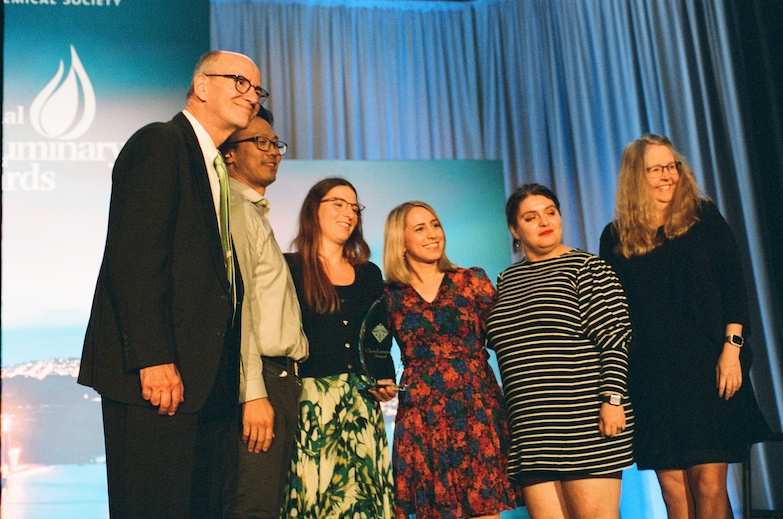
[600,200,770,470]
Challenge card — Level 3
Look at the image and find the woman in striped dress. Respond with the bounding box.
[486,184,634,519]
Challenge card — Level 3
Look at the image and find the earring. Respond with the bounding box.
[513,241,520,251]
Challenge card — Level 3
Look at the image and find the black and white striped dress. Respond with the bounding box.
[486,250,634,480]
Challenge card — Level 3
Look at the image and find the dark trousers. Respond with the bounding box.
[224,360,302,519]
[101,398,235,519]
[102,329,240,519]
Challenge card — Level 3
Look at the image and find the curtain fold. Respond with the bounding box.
[211,0,782,514]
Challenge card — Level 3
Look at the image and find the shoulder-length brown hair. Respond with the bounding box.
[383,201,456,285]
[613,134,706,258]
[292,177,370,313]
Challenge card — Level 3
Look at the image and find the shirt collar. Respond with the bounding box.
[229,177,270,213]
[182,109,221,164]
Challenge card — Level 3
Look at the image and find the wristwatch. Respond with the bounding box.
[600,393,622,406]
[726,334,744,348]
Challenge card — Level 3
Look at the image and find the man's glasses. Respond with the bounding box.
[646,161,681,179]
[225,136,287,155]
[204,74,269,104]
[320,197,365,215]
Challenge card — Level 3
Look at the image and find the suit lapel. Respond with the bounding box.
[171,112,230,294]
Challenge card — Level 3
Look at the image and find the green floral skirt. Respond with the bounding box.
[284,373,395,519]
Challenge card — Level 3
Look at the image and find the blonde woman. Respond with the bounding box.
[383,201,518,519]
[600,134,770,519]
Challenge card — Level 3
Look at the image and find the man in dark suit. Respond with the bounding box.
[79,50,265,518]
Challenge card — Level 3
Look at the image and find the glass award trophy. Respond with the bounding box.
[357,295,406,392]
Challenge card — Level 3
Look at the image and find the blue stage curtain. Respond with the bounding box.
[211,0,782,515]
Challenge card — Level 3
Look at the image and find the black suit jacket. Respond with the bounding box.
[79,112,239,413]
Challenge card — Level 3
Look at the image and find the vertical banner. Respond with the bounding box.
[2,1,209,516]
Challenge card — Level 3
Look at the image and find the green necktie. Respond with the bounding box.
[213,153,236,309]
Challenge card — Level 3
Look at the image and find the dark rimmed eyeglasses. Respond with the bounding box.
[225,136,288,155]
[320,197,365,215]
[646,161,681,179]
[204,74,269,104]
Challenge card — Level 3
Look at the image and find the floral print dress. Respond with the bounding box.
[386,267,518,519]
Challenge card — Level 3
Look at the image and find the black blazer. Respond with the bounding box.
[79,112,238,413]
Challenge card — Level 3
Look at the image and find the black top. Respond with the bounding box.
[600,200,770,469]
[284,253,393,380]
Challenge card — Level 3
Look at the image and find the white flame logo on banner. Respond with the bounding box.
[30,45,96,140]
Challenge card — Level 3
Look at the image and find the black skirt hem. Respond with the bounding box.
[635,447,747,471]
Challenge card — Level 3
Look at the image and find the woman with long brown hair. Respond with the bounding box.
[283,177,396,518]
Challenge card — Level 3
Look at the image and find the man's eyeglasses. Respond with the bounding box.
[204,74,269,104]
[646,161,681,179]
[320,197,365,215]
[225,136,288,155]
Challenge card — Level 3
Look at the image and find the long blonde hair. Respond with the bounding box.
[383,201,456,285]
[613,134,705,257]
